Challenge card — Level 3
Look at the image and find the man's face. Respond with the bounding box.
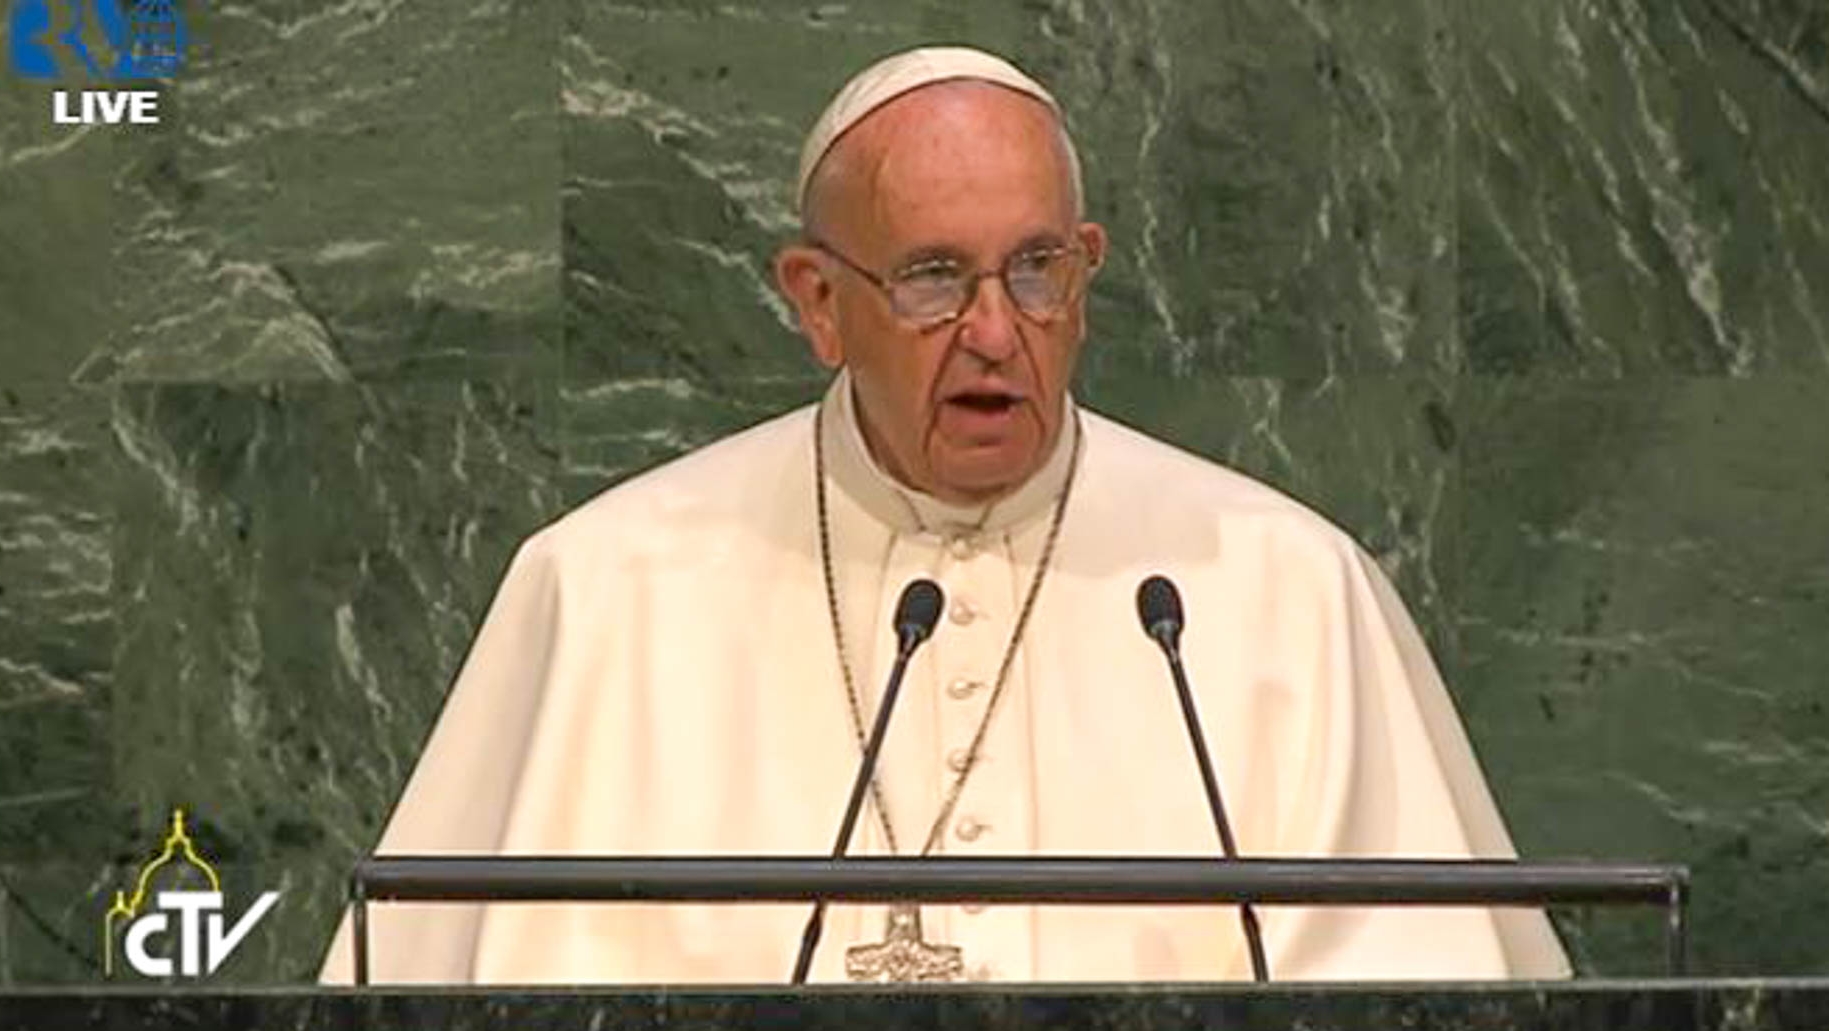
[779,82,1107,505]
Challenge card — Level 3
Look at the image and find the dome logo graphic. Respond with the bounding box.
[102,810,281,979]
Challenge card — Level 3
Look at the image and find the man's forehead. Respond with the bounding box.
[849,85,1075,237]
[796,46,1061,214]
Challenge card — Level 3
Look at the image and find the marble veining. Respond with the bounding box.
[1,0,1826,986]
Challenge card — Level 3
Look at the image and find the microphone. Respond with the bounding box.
[893,578,944,653]
[791,578,945,984]
[1136,574,1270,983]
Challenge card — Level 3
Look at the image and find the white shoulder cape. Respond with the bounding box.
[321,392,1570,984]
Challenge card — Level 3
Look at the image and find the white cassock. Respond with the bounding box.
[320,372,1570,984]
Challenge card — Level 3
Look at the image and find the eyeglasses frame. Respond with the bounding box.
[804,234,1099,329]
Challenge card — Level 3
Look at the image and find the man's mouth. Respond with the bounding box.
[945,389,1023,414]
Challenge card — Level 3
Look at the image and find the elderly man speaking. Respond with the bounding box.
[321,46,1569,984]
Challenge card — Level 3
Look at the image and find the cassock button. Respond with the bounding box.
[947,678,984,700]
[947,535,977,561]
[955,816,988,842]
[949,598,978,626]
[946,748,972,773]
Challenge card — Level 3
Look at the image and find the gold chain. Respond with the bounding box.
[814,404,1080,858]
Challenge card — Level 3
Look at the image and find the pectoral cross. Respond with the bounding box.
[844,904,964,983]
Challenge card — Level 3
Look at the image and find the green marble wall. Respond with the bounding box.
[1,0,1824,985]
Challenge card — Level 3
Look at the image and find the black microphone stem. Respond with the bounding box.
[1163,648,1245,860]
[1160,642,1271,983]
[790,632,922,984]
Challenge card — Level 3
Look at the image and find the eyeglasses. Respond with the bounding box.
[808,235,1096,329]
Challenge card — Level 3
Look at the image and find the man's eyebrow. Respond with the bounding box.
[1015,230,1070,252]
[891,232,1071,272]
[890,244,969,271]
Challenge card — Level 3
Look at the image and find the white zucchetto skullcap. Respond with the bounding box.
[795,45,1062,214]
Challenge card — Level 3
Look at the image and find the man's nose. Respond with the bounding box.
[955,272,1023,363]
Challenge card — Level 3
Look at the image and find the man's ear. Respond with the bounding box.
[775,245,845,369]
[1076,221,1109,274]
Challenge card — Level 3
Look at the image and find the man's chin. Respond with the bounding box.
[928,451,1041,505]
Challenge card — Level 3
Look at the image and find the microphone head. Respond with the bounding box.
[1136,574,1184,651]
[894,578,945,651]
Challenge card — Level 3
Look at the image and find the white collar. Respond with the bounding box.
[819,369,1078,537]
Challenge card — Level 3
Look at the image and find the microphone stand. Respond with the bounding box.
[1140,575,1270,982]
[791,580,943,984]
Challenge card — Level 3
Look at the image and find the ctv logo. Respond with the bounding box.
[6,0,187,125]
[102,810,281,979]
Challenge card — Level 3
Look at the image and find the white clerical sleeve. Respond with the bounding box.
[319,534,564,983]
[1265,538,1570,979]
[1350,547,1571,976]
